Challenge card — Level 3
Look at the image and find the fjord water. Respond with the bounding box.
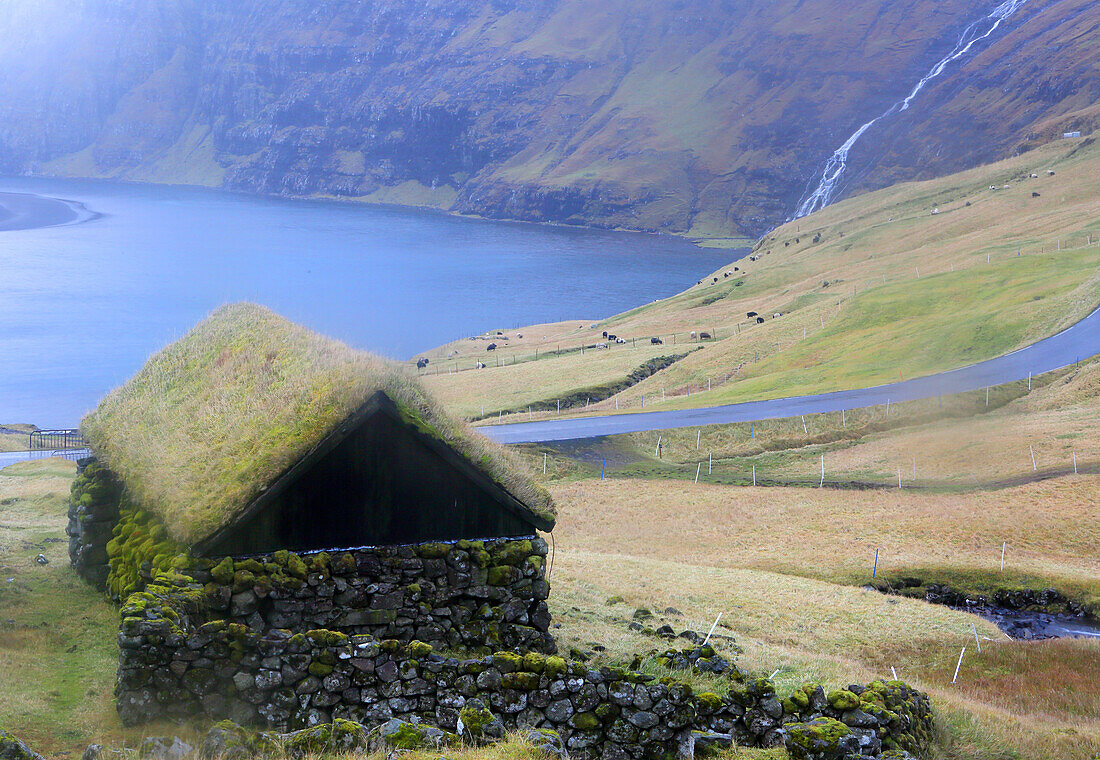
[0,177,730,427]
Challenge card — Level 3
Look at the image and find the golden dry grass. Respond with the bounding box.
[420,342,680,419]
[81,304,553,545]
[548,476,1100,610]
[546,473,1100,759]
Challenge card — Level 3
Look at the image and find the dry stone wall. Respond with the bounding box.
[184,538,554,654]
[66,458,122,590]
[116,573,934,760]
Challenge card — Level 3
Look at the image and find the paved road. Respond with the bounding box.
[481,305,1100,444]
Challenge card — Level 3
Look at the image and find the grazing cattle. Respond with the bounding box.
[651,337,663,345]
[965,201,971,207]
[517,333,523,338]
[773,312,782,318]
[723,273,729,278]
[616,337,626,344]
[597,343,608,350]
[713,277,719,283]
[487,343,497,351]
[990,185,998,190]
[1030,173,1038,179]
[747,311,757,318]
[756,316,765,324]
[734,267,739,271]
[608,334,618,341]
[602,331,608,338]
[1032,192,1041,198]
[700,332,712,340]
[416,358,429,369]
[1048,170,1056,176]
[476,362,485,369]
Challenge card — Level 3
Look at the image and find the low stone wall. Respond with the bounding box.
[117,574,934,759]
[175,538,554,654]
[66,458,121,590]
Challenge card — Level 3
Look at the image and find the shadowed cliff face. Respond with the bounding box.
[0,0,1096,238]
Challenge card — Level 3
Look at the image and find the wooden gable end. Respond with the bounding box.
[194,392,547,557]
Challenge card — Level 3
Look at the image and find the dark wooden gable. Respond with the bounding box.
[194,391,549,557]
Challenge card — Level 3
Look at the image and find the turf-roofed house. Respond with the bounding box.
[67,304,557,722]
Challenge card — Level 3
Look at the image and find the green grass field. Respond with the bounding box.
[422,136,1100,423]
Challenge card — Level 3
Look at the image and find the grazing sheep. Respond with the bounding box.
[476,362,485,369]
[651,337,663,345]
[756,316,765,324]
[1048,170,1056,176]
[700,332,712,340]
[416,358,429,369]
[616,337,626,344]
[690,331,697,339]
[487,343,497,351]
[773,312,782,318]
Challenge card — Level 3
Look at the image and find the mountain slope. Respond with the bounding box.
[0,0,1097,238]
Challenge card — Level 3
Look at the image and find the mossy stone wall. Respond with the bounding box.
[175,537,553,654]
[66,458,123,589]
[116,574,934,760]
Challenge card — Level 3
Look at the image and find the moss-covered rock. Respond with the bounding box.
[487,565,520,586]
[492,539,533,566]
[0,729,44,760]
[694,692,724,714]
[786,717,851,760]
[458,700,504,742]
[827,689,861,711]
[200,720,281,760]
[282,719,368,757]
[544,656,567,679]
[570,712,601,731]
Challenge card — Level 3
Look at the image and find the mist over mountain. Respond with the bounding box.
[0,0,1096,238]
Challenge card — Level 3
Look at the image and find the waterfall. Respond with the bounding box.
[794,0,1031,219]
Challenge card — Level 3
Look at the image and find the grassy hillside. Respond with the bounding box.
[2,1,1099,238]
[423,135,1100,422]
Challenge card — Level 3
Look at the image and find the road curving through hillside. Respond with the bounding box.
[480,304,1100,444]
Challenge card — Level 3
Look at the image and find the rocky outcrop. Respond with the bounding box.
[2,1,1097,237]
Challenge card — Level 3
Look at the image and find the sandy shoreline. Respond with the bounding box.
[0,190,98,231]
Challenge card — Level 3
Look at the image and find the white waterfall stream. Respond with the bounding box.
[794,0,1031,219]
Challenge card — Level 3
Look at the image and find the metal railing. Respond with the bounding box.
[28,429,86,450]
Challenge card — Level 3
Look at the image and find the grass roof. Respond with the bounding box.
[82,303,555,545]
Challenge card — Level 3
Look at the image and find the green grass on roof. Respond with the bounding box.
[82,303,554,545]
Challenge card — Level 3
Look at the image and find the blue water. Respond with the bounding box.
[0,177,733,427]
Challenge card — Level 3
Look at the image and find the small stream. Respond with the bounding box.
[975,607,1100,641]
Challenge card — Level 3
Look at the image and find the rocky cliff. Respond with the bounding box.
[0,0,1096,238]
